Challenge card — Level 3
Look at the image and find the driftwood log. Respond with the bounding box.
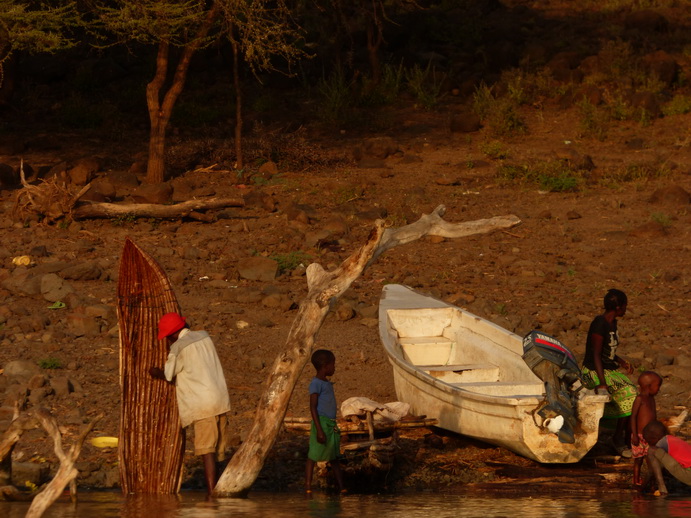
[24,409,101,518]
[117,238,185,494]
[72,197,244,220]
[213,205,520,496]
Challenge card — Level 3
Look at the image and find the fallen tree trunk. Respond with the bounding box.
[213,205,520,496]
[72,197,244,220]
[24,409,101,518]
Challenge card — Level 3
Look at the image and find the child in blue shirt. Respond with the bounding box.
[305,349,345,494]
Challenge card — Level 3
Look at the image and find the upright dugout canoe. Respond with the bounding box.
[117,238,185,493]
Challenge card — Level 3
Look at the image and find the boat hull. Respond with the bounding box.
[379,284,608,463]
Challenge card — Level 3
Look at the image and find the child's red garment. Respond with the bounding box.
[631,433,649,459]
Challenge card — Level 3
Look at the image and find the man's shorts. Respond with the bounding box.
[653,448,691,485]
[193,413,231,460]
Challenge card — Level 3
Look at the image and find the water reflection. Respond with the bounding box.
[2,491,691,517]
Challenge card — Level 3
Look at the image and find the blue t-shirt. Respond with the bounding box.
[309,377,337,419]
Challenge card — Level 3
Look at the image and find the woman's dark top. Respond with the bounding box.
[583,315,619,370]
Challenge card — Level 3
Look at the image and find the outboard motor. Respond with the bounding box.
[522,330,583,444]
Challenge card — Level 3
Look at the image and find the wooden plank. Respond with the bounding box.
[117,238,185,494]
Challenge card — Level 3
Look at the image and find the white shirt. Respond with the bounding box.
[164,328,231,427]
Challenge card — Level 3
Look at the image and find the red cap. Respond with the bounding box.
[157,313,186,340]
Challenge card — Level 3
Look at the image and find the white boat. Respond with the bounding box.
[378,284,609,463]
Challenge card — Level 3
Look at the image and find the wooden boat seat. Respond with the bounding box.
[419,363,500,383]
[399,335,454,365]
[451,381,545,397]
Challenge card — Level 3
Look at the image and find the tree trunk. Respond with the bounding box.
[230,28,244,171]
[213,206,521,496]
[366,19,383,87]
[145,6,220,184]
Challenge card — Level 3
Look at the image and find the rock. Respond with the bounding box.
[27,374,46,390]
[50,376,74,397]
[257,160,278,180]
[242,189,276,212]
[61,261,103,281]
[450,112,482,133]
[84,177,117,202]
[84,304,114,320]
[657,364,691,381]
[12,461,50,487]
[130,182,173,204]
[3,360,41,379]
[237,257,278,282]
[354,137,398,161]
[628,221,667,238]
[305,229,332,248]
[28,386,54,405]
[538,210,552,219]
[261,293,293,312]
[40,273,74,302]
[566,210,581,220]
[66,312,101,337]
[649,186,690,205]
[0,162,18,189]
[334,301,355,321]
[67,158,101,186]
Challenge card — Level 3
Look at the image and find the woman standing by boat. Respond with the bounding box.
[581,289,636,456]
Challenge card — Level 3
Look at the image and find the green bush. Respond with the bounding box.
[480,141,510,160]
[498,160,583,192]
[39,358,63,369]
[663,95,691,116]
[316,68,354,124]
[270,251,312,273]
[404,62,447,110]
[485,98,526,137]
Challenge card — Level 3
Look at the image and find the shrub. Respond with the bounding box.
[317,68,354,124]
[39,358,62,369]
[404,62,447,110]
[270,251,312,273]
[486,98,527,137]
[663,95,691,116]
[497,160,583,192]
[480,141,510,160]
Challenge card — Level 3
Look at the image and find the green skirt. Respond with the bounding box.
[582,366,637,419]
[308,415,340,462]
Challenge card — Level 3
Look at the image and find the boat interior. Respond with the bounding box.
[387,307,545,397]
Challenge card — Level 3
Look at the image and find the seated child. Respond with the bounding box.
[630,371,662,486]
[304,349,345,494]
[643,420,691,494]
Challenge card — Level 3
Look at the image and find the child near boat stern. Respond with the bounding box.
[630,371,662,487]
[305,349,346,494]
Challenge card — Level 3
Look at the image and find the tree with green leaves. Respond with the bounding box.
[0,1,80,103]
[95,1,220,184]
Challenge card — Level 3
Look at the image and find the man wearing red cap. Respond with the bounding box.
[151,312,231,495]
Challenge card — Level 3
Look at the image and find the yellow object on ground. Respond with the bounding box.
[12,256,32,266]
[90,436,119,448]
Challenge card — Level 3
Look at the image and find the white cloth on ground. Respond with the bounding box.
[340,396,410,421]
